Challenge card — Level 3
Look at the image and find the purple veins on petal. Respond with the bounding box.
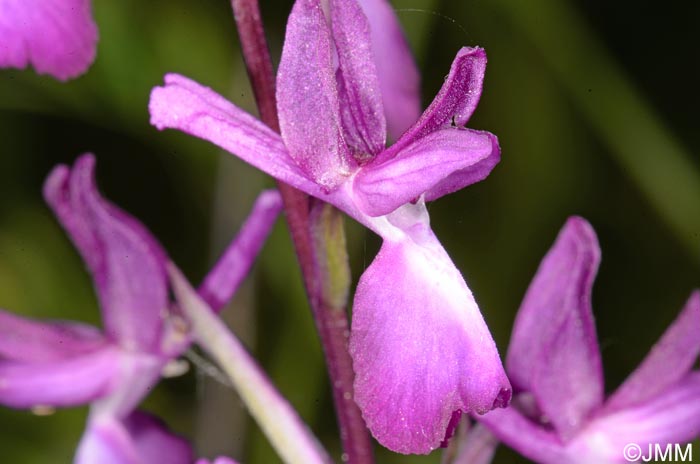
[0,0,98,80]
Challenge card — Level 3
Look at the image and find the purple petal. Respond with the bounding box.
[0,309,106,362]
[349,233,510,454]
[124,411,194,464]
[331,0,387,158]
[90,351,165,419]
[75,416,139,464]
[477,407,569,464]
[150,74,322,197]
[423,133,500,202]
[44,164,100,271]
[0,346,119,408]
[45,154,169,352]
[447,422,499,464]
[0,0,98,80]
[76,411,193,464]
[384,47,487,160]
[277,0,352,189]
[605,291,700,412]
[506,217,603,440]
[356,0,421,140]
[198,190,283,312]
[571,372,700,461]
[195,458,240,464]
[353,128,499,216]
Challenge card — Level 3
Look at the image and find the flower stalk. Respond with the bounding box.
[228,1,374,462]
[170,265,331,464]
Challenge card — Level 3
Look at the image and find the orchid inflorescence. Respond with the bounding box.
[0,0,697,463]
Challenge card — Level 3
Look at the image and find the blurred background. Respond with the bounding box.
[0,0,698,462]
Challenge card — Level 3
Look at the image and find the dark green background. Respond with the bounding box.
[0,0,698,462]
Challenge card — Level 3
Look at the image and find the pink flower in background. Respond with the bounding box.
[0,154,282,463]
[195,457,239,464]
[76,411,193,464]
[149,0,509,454]
[0,0,98,80]
[452,217,700,464]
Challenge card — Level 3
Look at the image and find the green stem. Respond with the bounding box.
[170,264,332,464]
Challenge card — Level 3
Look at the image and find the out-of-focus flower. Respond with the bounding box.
[75,410,193,464]
[451,217,700,464]
[149,0,510,454]
[79,409,240,464]
[195,458,239,464]
[0,154,282,463]
[0,0,98,80]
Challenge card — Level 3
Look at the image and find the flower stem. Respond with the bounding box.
[169,265,331,464]
[229,1,374,463]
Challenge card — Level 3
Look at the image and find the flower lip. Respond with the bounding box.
[491,387,512,409]
[349,228,510,454]
[440,410,464,448]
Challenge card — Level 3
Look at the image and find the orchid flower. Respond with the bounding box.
[0,0,98,80]
[0,154,282,463]
[149,0,510,454]
[77,410,194,464]
[81,408,239,464]
[196,458,239,464]
[451,217,700,464]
